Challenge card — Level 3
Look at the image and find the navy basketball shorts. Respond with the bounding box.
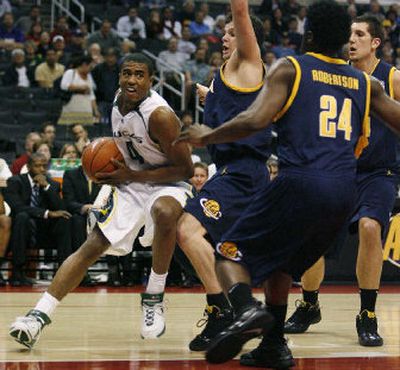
[184,157,269,245]
[216,169,357,285]
[350,169,397,237]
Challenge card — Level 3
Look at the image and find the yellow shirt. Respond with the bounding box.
[34,62,65,88]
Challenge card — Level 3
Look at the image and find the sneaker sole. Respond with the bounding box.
[9,328,35,349]
[206,311,273,364]
[284,314,322,334]
[141,324,166,339]
[240,353,296,368]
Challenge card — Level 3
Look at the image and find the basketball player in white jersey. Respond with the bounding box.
[9,53,193,348]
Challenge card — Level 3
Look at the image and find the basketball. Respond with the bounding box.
[81,137,125,181]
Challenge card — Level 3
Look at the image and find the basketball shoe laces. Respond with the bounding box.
[143,301,166,327]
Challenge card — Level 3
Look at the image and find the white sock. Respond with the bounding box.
[146,269,168,294]
[34,292,60,318]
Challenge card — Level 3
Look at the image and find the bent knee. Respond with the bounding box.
[151,198,182,227]
[359,217,381,237]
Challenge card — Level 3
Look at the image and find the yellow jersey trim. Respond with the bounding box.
[97,188,118,227]
[354,72,371,159]
[306,52,347,65]
[369,58,381,76]
[219,61,265,93]
[388,66,396,99]
[273,56,301,122]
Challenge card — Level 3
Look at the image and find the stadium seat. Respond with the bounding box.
[17,111,48,127]
[0,110,15,124]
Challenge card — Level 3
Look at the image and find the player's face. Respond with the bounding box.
[119,62,153,103]
[221,21,236,60]
[349,22,380,62]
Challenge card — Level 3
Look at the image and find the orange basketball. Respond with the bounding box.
[81,137,125,181]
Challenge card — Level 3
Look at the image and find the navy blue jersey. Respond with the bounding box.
[357,60,398,171]
[204,62,272,168]
[275,53,370,174]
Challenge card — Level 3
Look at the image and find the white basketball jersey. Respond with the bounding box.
[111,90,175,170]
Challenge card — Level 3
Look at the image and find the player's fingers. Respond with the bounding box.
[111,158,125,168]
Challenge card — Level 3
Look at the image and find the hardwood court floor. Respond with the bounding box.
[0,285,399,369]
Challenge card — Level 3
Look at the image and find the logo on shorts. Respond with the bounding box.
[216,242,242,261]
[200,198,222,220]
[96,188,115,223]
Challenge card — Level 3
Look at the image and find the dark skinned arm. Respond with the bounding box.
[96,106,193,185]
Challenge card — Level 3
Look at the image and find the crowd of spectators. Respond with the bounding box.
[0,0,399,286]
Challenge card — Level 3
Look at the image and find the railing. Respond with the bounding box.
[51,0,85,30]
[142,49,186,112]
[90,16,102,33]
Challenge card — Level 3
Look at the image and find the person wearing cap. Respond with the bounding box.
[35,47,65,88]
[2,48,35,87]
[52,35,69,67]
[65,29,86,55]
[0,12,24,51]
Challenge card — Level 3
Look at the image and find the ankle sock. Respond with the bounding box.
[360,288,378,312]
[228,283,256,314]
[146,269,168,294]
[302,289,319,305]
[34,292,60,318]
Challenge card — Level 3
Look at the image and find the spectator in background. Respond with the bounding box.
[57,55,99,126]
[158,36,189,72]
[366,0,385,23]
[87,19,121,53]
[200,3,215,32]
[0,12,25,51]
[142,0,166,9]
[71,124,90,155]
[40,123,61,158]
[0,158,12,286]
[59,143,79,159]
[258,0,281,14]
[37,31,50,59]
[24,40,41,67]
[189,10,210,38]
[179,0,195,26]
[11,132,41,175]
[92,48,119,125]
[287,17,302,53]
[213,15,226,39]
[348,4,358,21]
[35,47,65,88]
[4,152,72,286]
[65,29,86,56]
[263,17,280,48]
[282,0,300,19]
[117,7,146,40]
[2,48,35,87]
[146,9,163,40]
[0,0,11,19]
[50,16,72,45]
[296,6,307,35]
[15,5,41,34]
[52,35,69,67]
[87,43,104,68]
[184,47,212,109]
[178,26,196,58]
[25,22,43,46]
[271,7,287,38]
[162,6,182,40]
[208,51,223,74]
[120,38,136,60]
[62,165,100,261]
[264,50,277,72]
[272,32,296,58]
[189,162,208,195]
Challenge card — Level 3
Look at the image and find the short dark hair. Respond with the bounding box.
[33,139,50,153]
[225,13,265,52]
[120,52,155,76]
[28,152,47,166]
[40,121,54,133]
[306,0,351,53]
[73,54,92,67]
[354,15,384,45]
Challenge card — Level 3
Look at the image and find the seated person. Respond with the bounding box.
[189,162,208,195]
[0,158,12,286]
[4,153,72,286]
[59,143,79,159]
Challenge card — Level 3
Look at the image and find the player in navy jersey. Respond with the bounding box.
[176,0,400,366]
[283,15,400,350]
[176,0,271,351]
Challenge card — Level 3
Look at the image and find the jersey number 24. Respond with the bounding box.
[319,95,352,141]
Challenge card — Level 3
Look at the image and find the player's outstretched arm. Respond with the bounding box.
[370,76,400,136]
[231,0,260,63]
[176,58,295,146]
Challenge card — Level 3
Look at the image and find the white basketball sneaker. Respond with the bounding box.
[9,309,51,349]
[140,292,166,339]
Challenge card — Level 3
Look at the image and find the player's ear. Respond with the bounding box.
[371,37,381,51]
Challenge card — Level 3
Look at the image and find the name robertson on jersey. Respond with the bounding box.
[113,130,143,143]
[311,70,359,90]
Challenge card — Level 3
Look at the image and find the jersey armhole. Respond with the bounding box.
[272,56,301,122]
